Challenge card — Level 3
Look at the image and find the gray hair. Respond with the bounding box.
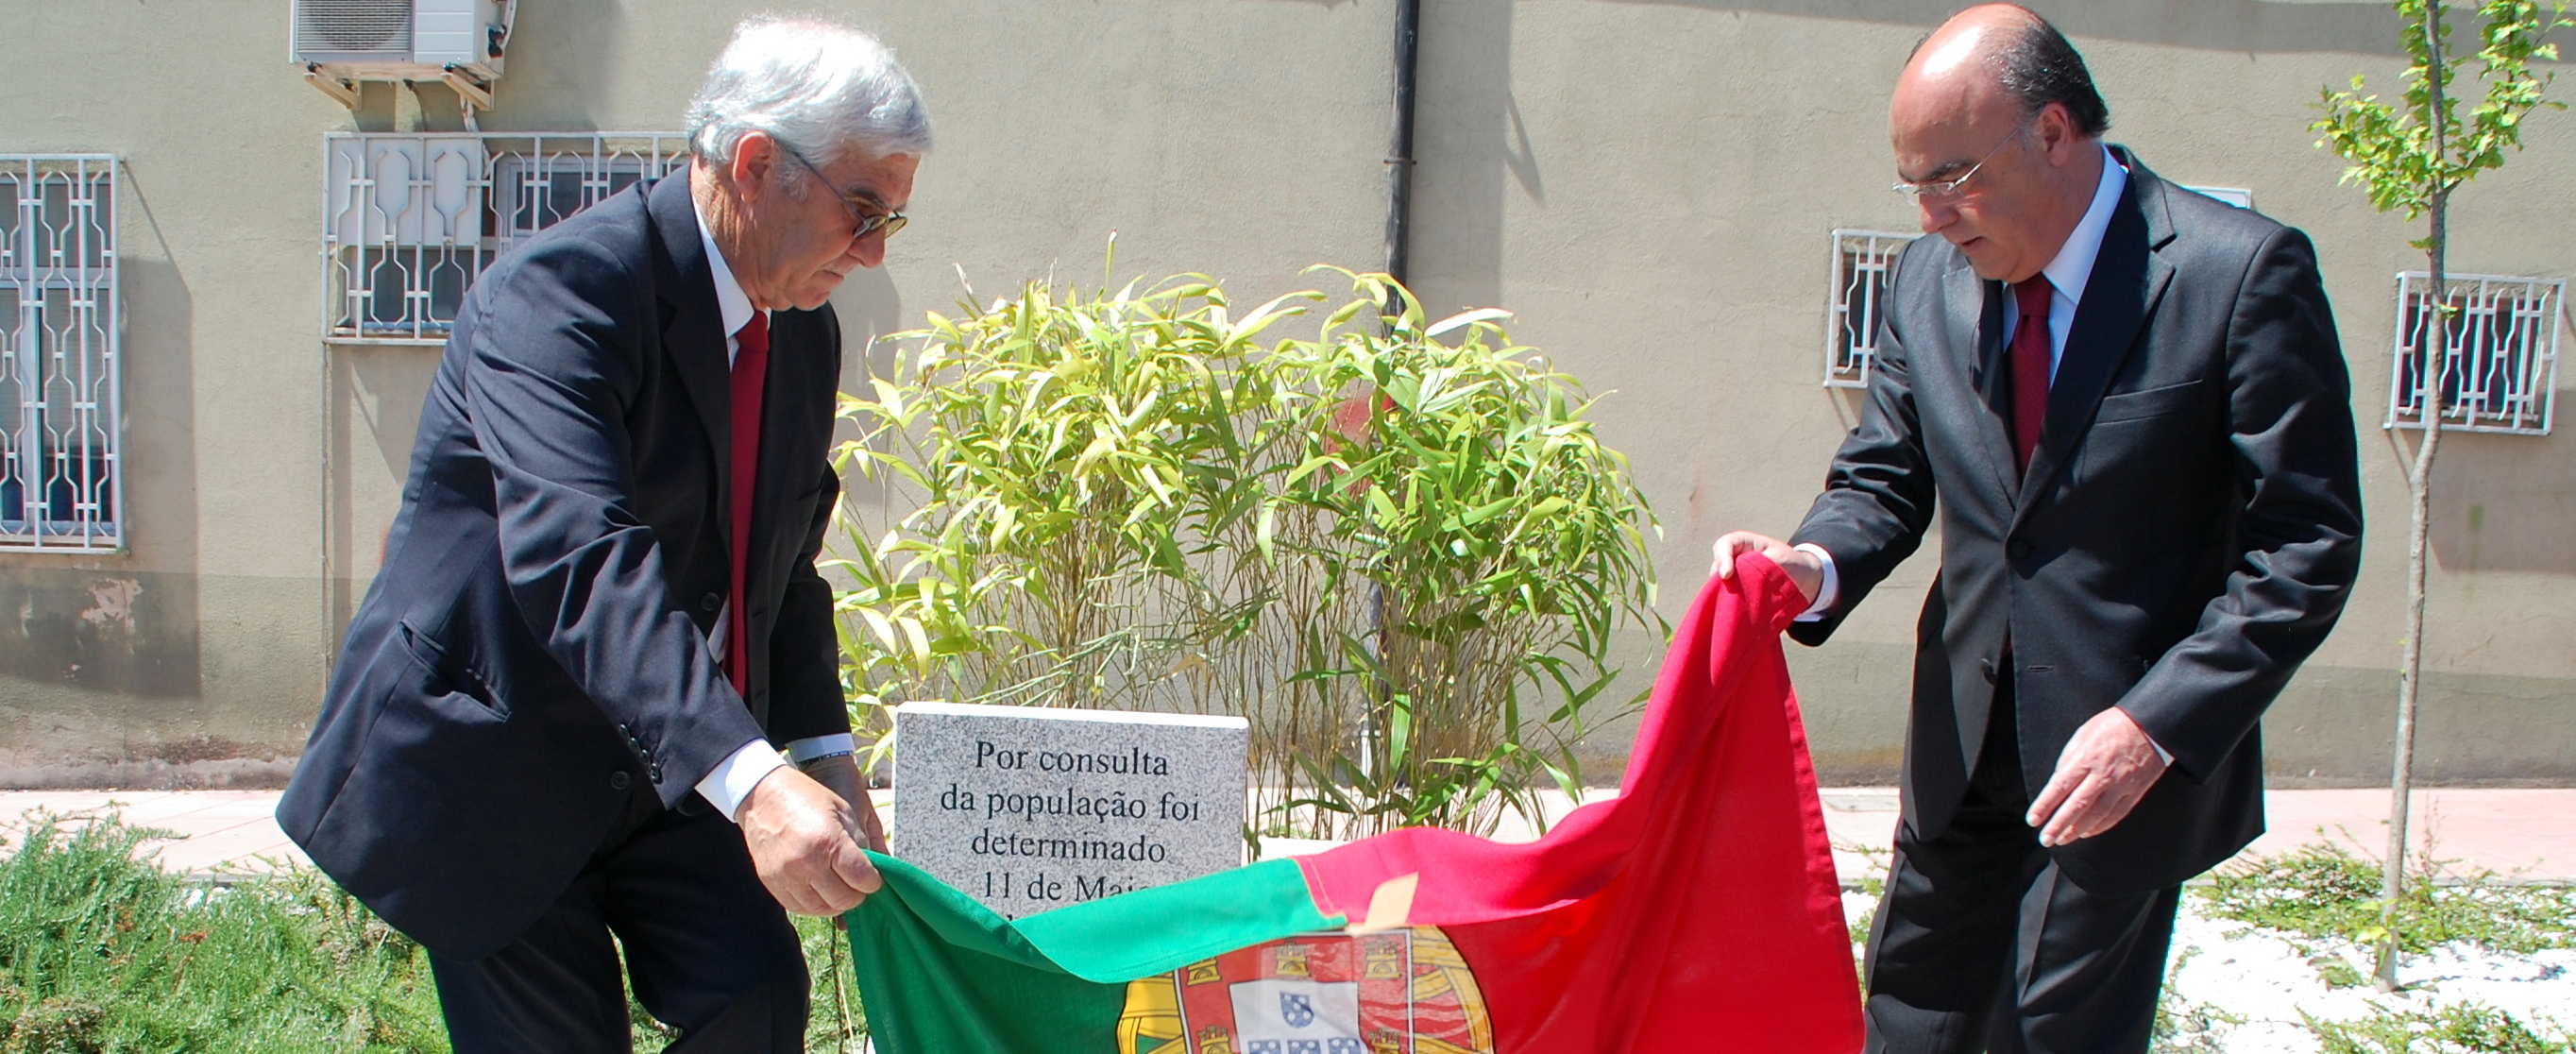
[686,15,933,174]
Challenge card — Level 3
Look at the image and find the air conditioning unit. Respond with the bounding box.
[293,0,516,114]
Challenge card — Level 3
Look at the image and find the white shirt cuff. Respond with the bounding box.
[695,739,788,823]
[1790,543,1840,621]
[786,733,856,763]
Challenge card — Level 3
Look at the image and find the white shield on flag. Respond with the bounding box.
[1228,979,1362,1053]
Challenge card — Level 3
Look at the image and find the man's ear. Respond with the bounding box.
[729,132,777,205]
[2035,104,2080,165]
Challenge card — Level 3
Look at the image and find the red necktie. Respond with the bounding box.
[725,312,770,697]
[2009,277,2054,473]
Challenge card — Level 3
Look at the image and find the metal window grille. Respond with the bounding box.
[1827,230,1914,388]
[0,156,122,552]
[2386,272,2564,436]
[323,132,688,341]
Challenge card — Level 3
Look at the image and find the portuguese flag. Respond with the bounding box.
[844,556,1861,1053]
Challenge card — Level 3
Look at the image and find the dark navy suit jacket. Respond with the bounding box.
[280,174,852,960]
[1789,150,2364,896]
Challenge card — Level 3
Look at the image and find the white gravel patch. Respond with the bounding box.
[2165,909,2576,1053]
[1836,884,2576,1051]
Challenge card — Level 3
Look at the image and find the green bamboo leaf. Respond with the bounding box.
[1424,307,1513,339]
[1386,695,1414,772]
[1071,432,1117,475]
[856,606,900,654]
[899,618,934,674]
[989,502,1019,548]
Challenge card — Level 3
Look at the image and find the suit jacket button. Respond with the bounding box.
[648,763,664,784]
[609,771,632,790]
[2007,537,2033,560]
[700,592,721,613]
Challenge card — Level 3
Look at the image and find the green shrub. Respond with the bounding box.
[830,257,1663,839]
[2196,842,2576,956]
[0,813,442,1053]
[2305,1003,2569,1054]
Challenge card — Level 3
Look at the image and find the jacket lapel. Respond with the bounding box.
[647,173,737,552]
[1943,262,2021,500]
[2013,152,2176,518]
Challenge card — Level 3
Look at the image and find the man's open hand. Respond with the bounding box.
[737,765,881,915]
[2025,706,2168,847]
[1709,531,1823,606]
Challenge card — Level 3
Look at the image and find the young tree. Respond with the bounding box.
[2310,0,2570,992]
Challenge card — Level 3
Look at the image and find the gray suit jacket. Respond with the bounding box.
[1789,148,2363,895]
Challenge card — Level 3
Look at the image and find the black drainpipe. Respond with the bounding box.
[1362,0,1421,788]
[1383,0,1422,285]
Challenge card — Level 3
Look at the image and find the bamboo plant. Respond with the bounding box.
[825,254,1663,842]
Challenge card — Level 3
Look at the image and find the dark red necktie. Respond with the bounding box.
[725,312,770,697]
[2009,277,2055,473]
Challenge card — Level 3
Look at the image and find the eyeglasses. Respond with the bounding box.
[1890,121,2033,203]
[777,142,908,241]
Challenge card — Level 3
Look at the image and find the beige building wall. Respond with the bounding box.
[0,0,2566,787]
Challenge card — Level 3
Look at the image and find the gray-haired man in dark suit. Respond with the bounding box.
[1713,6,2363,1051]
[281,15,927,1052]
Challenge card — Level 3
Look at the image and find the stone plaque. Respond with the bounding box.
[891,701,1249,918]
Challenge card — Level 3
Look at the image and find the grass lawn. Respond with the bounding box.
[0,814,866,1053]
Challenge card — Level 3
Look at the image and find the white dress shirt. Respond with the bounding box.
[1788,145,2164,760]
[689,196,856,822]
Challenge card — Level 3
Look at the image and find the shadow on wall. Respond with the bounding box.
[2264,660,2576,785]
[478,0,629,132]
[0,176,206,700]
[835,264,907,366]
[1407,0,1521,319]
[1596,0,2573,57]
[0,570,200,699]
[326,345,441,646]
[829,264,907,518]
[2416,419,2576,575]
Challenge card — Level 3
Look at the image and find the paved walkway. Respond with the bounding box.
[0,790,313,877]
[1813,787,2576,885]
[5,787,2570,885]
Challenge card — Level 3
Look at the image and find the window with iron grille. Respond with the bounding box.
[0,156,122,552]
[2387,272,2564,436]
[324,133,689,341]
[1826,229,1914,388]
